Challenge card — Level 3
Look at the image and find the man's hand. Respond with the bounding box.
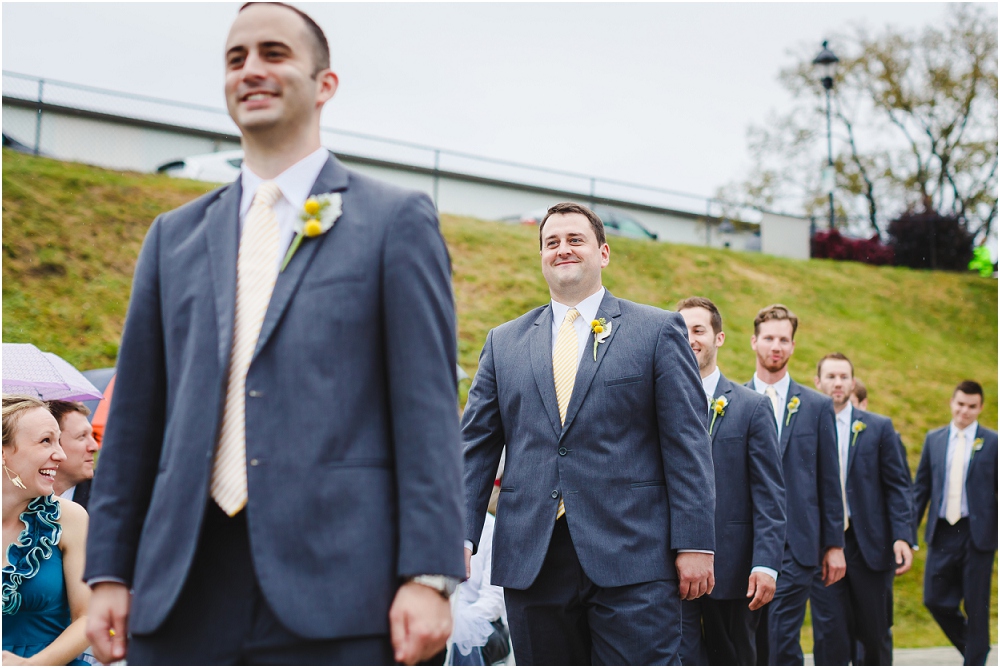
[389,581,453,665]
[893,540,913,575]
[86,582,130,664]
[821,547,847,586]
[746,571,776,611]
[676,552,715,600]
[464,547,473,580]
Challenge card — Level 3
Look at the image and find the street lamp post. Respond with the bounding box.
[813,40,839,230]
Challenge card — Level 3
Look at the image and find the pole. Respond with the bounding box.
[432,149,440,209]
[34,79,44,156]
[825,86,835,230]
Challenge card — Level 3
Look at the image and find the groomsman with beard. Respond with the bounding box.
[677,297,786,666]
[913,380,997,666]
[747,304,844,665]
[808,353,914,666]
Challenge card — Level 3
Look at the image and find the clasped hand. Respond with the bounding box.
[676,552,715,600]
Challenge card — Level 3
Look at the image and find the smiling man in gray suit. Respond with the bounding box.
[83,3,464,665]
[677,297,785,666]
[462,202,716,665]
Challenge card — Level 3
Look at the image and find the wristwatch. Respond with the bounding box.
[408,574,459,598]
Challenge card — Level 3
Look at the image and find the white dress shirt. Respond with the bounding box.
[58,485,77,502]
[938,421,978,519]
[550,287,606,363]
[835,403,852,518]
[752,372,791,440]
[239,147,330,270]
[710,367,778,582]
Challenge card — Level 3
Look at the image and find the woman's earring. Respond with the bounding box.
[3,460,27,490]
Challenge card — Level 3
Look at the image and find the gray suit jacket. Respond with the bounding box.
[462,291,716,590]
[84,156,465,639]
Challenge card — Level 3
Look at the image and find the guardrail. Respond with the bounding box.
[3,70,763,222]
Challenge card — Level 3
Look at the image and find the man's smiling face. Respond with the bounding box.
[539,212,609,298]
[224,4,326,136]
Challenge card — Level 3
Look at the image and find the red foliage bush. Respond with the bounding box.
[811,228,895,266]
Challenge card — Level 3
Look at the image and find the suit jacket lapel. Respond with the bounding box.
[780,380,801,456]
[529,306,563,439]
[253,156,350,360]
[560,291,622,438]
[932,428,949,499]
[967,424,986,476]
[846,407,863,478]
[710,375,734,444]
[204,179,242,371]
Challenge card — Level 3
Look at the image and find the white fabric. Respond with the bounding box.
[212,182,283,516]
[939,421,977,520]
[239,147,329,270]
[550,287,606,364]
[702,366,721,403]
[836,403,852,524]
[451,513,506,655]
[58,485,76,502]
[753,373,790,439]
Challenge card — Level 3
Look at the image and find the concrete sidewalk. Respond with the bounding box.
[804,645,997,666]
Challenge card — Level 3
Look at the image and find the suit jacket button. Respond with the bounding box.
[248,390,262,398]
[249,458,260,466]
[558,447,568,456]
[551,490,559,499]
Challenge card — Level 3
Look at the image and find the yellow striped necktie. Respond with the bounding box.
[211,181,283,516]
[553,308,580,520]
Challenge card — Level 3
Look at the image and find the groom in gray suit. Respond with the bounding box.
[462,202,717,665]
[84,3,464,665]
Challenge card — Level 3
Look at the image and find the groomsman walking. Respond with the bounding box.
[913,380,997,666]
[462,202,716,664]
[746,304,845,665]
[677,298,785,666]
[808,353,914,666]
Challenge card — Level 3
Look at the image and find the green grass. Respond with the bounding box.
[3,149,996,648]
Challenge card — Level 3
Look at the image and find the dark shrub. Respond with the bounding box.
[887,211,974,271]
[811,228,895,266]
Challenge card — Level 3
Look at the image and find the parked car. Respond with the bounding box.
[157,150,244,183]
[501,206,658,241]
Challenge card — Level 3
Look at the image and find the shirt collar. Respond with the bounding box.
[836,402,852,425]
[949,421,979,443]
[551,286,606,326]
[239,147,330,218]
[702,367,721,399]
[753,371,790,400]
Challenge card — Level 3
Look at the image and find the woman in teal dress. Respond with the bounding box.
[3,395,92,666]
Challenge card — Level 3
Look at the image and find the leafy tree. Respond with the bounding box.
[722,4,998,242]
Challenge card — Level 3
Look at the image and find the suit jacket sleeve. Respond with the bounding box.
[816,399,845,551]
[461,330,506,554]
[912,434,934,542]
[747,394,786,572]
[653,313,715,551]
[383,193,465,579]
[877,417,914,544]
[84,216,168,584]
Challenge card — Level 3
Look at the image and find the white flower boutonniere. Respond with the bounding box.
[590,318,612,361]
[973,437,984,452]
[280,193,343,272]
[785,396,800,426]
[851,420,867,447]
[709,396,728,435]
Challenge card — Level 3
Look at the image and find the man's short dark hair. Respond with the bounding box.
[47,400,91,429]
[239,2,331,75]
[675,296,723,335]
[754,304,799,339]
[852,377,868,403]
[954,380,984,401]
[538,202,606,249]
[816,352,854,378]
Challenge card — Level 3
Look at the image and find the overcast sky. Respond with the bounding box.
[2,2,987,212]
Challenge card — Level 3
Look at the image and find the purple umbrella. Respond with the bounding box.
[2,343,104,401]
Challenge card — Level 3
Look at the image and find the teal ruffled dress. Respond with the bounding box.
[2,496,89,666]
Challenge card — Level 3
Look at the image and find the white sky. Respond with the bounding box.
[2,2,989,212]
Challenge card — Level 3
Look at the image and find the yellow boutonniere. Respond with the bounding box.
[709,395,728,435]
[785,396,800,426]
[280,193,343,272]
[851,420,867,446]
[591,318,612,361]
[973,437,984,452]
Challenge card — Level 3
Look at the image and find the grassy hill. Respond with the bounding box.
[3,149,996,648]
